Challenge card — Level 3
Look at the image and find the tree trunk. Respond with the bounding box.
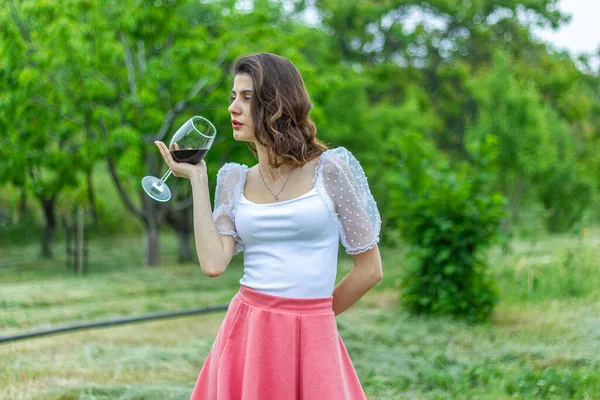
[19,187,28,222]
[500,214,512,239]
[166,205,194,263]
[176,230,194,263]
[508,178,525,225]
[500,175,524,237]
[86,170,98,225]
[143,191,161,267]
[41,196,57,258]
[106,143,164,267]
[144,223,160,267]
[77,206,84,274]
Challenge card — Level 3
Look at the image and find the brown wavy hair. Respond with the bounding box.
[233,53,328,168]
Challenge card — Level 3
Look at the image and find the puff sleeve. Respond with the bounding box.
[316,147,382,254]
[212,163,247,255]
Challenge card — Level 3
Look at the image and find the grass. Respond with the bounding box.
[1,227,599,399]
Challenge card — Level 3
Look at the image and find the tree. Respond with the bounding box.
[296,0,568,154]
[467,51,596,231]
[2,0,337,265]
[0,1,88,257]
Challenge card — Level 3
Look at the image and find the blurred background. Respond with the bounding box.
[1,0,599,399]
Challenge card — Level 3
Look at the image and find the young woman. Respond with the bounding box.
[155,53,383,399]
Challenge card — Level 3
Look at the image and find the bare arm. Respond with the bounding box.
[190,173,236,277]
[332,245,383,316]
[155,141,234,277]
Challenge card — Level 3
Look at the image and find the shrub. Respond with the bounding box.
[385,132,506,322]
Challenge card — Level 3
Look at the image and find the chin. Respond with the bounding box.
[233,130,255,142]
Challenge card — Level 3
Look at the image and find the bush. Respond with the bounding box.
[538,163,596,233]
[385,132,506,322]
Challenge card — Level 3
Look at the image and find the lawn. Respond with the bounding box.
[1,229,599,399]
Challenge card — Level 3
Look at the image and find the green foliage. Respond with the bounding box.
[535,108,597,232]
[309,0,565,65]
[468,51,598,231]
[538,162,596,233]
[386,133,506,322]
[1,0,599,266]
[468,52,557,182]
[0,0,343,262]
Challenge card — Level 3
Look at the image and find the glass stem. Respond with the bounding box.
[159,169,172,185]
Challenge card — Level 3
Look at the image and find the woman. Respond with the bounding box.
[155,53,383,399]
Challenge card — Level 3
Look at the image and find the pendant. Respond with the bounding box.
[275,196,279,201]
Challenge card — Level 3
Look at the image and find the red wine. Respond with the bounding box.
[170,149,208,165]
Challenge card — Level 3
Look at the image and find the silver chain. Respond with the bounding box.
[258,166,293,201]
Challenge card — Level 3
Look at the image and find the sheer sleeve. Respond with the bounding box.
[213,163,247,255]
[316,147,381,254]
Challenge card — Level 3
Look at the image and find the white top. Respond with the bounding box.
[212,147,381,298]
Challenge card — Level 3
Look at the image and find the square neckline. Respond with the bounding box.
[239,153,324,206]
[239,187,318,206]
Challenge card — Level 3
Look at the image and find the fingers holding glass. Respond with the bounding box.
[143,116,216,202]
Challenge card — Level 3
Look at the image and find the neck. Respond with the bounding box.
[256,146,294,182]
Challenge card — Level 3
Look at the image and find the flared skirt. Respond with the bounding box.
[190,285,367,400]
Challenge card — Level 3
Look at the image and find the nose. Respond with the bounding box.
[228,98,241,116]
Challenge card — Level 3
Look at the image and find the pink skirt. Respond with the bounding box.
[190,285,367,400]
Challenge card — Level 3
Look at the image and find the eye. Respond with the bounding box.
[230,95,236,102]
[244,95,252,102]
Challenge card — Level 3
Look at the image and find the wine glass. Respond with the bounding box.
[142,116,217,202]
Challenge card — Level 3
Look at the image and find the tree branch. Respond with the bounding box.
[99,119,144,219]
[8,2,31,43]
[148,76,209,143]
[121,33,138,98]
[148,43,235,143]
[31,95,82,127]
[137,40,147,72]
[149,34,175,58]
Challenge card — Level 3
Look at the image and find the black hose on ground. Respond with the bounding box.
[0,304,230,344]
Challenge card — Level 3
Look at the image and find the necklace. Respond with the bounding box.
[258,166,293,201]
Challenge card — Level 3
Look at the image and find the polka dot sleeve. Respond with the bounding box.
[315,147,381,254]
[213,163,247,255]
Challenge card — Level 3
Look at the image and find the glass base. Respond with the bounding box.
[142,176,172,202]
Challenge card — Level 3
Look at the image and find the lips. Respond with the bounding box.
[232,120,244,130]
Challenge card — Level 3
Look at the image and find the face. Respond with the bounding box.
[228,73,255,142]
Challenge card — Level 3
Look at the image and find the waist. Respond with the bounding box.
[235,285,333,314]
[239,252,338,299]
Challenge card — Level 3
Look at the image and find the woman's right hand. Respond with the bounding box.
[154,141,208,181]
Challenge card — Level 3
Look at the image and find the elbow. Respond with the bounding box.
[371,268,383,284]
[352,245,382,285]
[357,265,382,286]
[368,260,383,284]
[203,268,223,278]
[200,262,225,278]
[204,270,223,278]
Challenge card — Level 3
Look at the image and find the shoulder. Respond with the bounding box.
[216,162,249,189]
[320,146,353,161]
[318,147,361,176]
[217,162,249,178]
[319,146,359,166]
[217,162,248,175]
